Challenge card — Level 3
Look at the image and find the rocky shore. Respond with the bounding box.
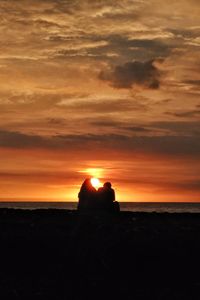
[0,208,200,299]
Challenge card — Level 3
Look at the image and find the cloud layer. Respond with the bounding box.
[0,0,200,200]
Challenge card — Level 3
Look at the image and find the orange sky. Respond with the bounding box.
[0,0,200,202]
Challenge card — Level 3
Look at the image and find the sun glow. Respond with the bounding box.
[91,177,101,189]
[78,168,104,178]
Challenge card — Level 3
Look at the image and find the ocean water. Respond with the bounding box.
[0,201,200,213]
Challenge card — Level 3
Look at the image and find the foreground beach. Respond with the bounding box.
[0,209,200,299]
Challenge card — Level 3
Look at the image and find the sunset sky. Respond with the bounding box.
[0,0,200,202]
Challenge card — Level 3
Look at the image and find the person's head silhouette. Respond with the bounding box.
[104,182,112,189]
[81,178,95,191]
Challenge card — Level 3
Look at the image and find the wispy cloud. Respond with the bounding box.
[0,0,200,200]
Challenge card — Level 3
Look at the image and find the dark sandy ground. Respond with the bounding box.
[0,209,200,299]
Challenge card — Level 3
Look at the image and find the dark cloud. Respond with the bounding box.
[183,80,200,86]
[166,110,200,118]
[108,35,169,52]
[87,35,171,62]
[47,118,66,125]
[167,28,200,40]
[99,60,161,89]
[90,120,151,133]
[54,34,172,64]
[1,129,200,157]
[125,126,151,132]
[0,130,47,148]
[92,120,200,136]
[152,121,200,136]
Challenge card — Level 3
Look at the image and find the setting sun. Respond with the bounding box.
[91,178,101,189]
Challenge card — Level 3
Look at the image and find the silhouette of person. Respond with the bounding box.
[77,178,97,211]
[98,182,120,212]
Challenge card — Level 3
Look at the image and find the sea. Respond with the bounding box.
[0,202,200,213]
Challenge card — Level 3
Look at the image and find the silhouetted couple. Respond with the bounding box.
[77,178,120,213]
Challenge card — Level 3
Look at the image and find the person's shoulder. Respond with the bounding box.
[98,187,104,192]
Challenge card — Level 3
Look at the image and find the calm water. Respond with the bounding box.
[0,201,200,213]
